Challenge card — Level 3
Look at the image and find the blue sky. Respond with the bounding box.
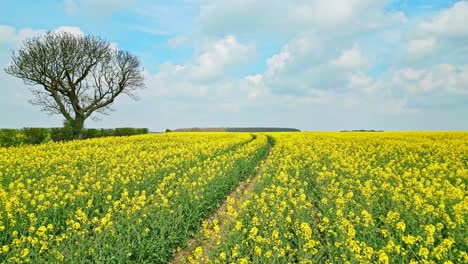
[1,0,467,131]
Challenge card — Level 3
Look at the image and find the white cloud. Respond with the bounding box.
[379,98,412,114]
[53,26,84,36]
[392,64,468,95]
[288,1,356,26]
[2,3,467,130]
[342,63,468,113]
[288,0,391,27]
[266,35,321,77]
[397,67,424,81]
[347,73,382,94]
[145,35,255,97]
[406,1,468,64]
[298,89,336,104]
[265,50,291,77]
[193,1,466,121]
[256,36,374,97]
[332,46,370,69]
[0,25,86,50]
[0,25,16,45]
[0,25,45,47]
[199,0,404,37]
[145,64,208,97]
[417,1,468,37]
[407,38,436,58]
[242,74,267,99]
[189,35,255,81]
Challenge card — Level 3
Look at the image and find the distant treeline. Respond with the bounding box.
[0,127,149,147]
[170,127,301,132]
[340,130,384,132]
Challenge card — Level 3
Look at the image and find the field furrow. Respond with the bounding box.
[172,136,275,263]
[184,132,467,264]
[1,132,467,263]
[0,133,267,263]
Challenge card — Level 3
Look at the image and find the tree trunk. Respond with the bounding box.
[71,115,85,139]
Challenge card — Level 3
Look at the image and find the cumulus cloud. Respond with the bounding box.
[417,1,468,37]
[379,98,412,114]
[407,38,436,59]
[53,26,84,36]
[199,0,404,37]
[0,25,45,46]
[253,35,375,98]
[332,46,370,70]
[347,73,382,94]
[288,0,396,28]
[406,1,468,64]
[0,25,86,50]
[392,64,468,95]
[265,50,291,77]
[2,2,466,130]
[145,64,209,97]
[198,0,405,101]
[189,35,255,81]
[146,35,255,97]
[192,1,465,120]
[241,74,267,99]
[340,63,468,114]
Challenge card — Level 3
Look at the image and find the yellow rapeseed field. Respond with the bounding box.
[189,132,467,264]
[1,132,467,263]
[0,133,268,263]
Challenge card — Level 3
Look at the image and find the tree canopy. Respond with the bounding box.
[5,31,145,138]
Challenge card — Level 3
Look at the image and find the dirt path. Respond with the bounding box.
[171,139,274,263]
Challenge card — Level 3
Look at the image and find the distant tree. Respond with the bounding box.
[5,31,145,138]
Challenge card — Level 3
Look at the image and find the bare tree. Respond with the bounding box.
[5,31,145,138]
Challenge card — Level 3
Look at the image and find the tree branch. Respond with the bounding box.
[4,31,144,131]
